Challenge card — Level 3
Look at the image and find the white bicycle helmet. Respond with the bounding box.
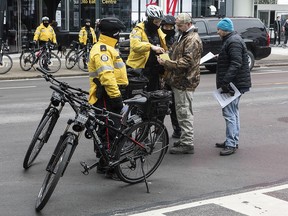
[42,16,49,22]
[146,5,164,19]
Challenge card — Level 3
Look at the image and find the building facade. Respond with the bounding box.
[2,0,284,53]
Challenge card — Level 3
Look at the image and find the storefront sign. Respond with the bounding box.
[81,0,96,4]
[102,0,117,4]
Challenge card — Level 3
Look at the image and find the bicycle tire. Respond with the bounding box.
[77,52,88,72]
[19,51,35,71]
[0,54,13,74]
[65,50,78,69]
[39,52,61,73]
[114,120,169,184]
[35,134,74,211]
[23,109,58,169]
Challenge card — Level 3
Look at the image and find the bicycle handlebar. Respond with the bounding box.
[49,85,122,119]
[36,67,89,95]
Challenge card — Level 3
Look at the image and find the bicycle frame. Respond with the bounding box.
[0,41,9,65]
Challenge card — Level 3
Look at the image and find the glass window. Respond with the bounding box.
[100,0,131,31]
[195,21,207,35]
[69,0,81,32]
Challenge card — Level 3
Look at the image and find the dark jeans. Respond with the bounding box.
[94,94,122,149]
[164,84,181,132]
[284,35,288,45]
[274,31,281,45]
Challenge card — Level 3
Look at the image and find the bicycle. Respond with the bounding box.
[0,40,13,75]
[35,85,169,211]
[23,68,88,169]
[65,40,92,72]
[19,41,61,73]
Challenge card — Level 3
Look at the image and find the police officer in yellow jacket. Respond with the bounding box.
[88,17,127,175]
[88,17,127,125]
[79,18,97,69]
[33,16,57,71]
[33,16,57,45]
[126,5,167,92]
[79,18,97,45]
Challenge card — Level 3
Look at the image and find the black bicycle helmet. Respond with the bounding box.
[98,17,126,33]
[84,18,91,23]
[145,5,164,20]
[161,15,176,25]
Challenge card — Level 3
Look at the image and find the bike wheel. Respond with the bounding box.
[0,54,13,74]
[114,120,169,184]
[77,52,88,72]
[39,52,61,73]
[19,51,35,71]
[35,134,74,211]
[65,50,78,69]
[23,110,58,169]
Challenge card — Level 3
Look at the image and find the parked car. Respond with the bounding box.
[118,17,271,72]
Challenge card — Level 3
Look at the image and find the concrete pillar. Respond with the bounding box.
[233,0,253,17]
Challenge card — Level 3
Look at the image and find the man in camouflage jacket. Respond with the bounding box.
[158,13,202,154]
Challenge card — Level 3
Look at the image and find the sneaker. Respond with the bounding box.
[215,142,238,149]
[169,145,194,154]
[172,130,181,139]
[220,146,236,156]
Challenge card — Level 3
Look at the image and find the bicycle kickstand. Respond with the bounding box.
[80,161,99,175]
[140,156,150,193]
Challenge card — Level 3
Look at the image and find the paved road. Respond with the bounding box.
[0,45,288,81]
[1,67,288,216]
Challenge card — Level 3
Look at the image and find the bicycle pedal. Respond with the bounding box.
[80,161,89,175]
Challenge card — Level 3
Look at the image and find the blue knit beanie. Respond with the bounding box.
[217,18,234,32]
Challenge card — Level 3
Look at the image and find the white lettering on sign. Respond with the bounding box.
[102,0,117,4]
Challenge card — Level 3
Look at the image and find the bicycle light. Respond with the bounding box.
[50,91,62,106]
[72,112,88,132]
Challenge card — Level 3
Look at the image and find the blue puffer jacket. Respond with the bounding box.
[216,32,251,93]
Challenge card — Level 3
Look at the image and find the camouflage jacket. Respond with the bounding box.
[163,28,202,91]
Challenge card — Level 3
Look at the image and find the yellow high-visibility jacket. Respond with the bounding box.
[33,23,57,44]
[79,27,97,45]
[126,22,167,69]
[88,34,128,105]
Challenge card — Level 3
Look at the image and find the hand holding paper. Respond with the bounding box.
[213,83,241,108]
[200,52,216,65]
[159,53,170,61]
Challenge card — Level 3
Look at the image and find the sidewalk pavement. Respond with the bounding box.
[0,46,287,81]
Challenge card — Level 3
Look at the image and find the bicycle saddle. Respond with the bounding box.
[123,94,147,105]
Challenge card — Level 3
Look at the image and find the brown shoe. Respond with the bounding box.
[169,145,194,154]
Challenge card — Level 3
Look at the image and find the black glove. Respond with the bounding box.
[221,84,235,96]
[108,96,123,113]
[93,78,105,99]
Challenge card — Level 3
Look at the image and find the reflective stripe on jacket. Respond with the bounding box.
[88,34,128,105]
[79,27,97,45]
[126,22,167,69]
[33,23,57,44]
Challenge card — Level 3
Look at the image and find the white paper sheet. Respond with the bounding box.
[200,52,216,65]
[213,83,241,108]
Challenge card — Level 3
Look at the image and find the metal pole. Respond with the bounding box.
[138,0,141,23]
[0,0,7,42]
